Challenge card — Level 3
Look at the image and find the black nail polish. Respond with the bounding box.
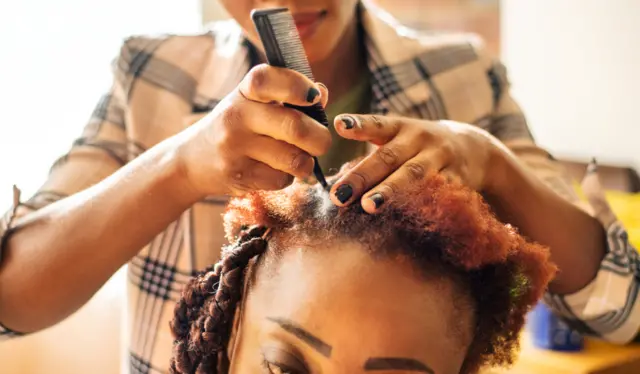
[369,193,385,209]
[306,87,320,103]
[342,116,355,130]
[335,184,353,204]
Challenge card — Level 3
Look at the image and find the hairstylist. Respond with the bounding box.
[0,0,637,371]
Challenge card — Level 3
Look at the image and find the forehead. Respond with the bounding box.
[244,241,472,373]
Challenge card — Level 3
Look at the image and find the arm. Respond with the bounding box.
[0,40,201,334]
[481,95,605,295]
[0,42,332,336]
[483,60,640,344]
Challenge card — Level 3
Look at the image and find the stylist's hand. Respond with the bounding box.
[176,64,330,197]
[329,114,506,213]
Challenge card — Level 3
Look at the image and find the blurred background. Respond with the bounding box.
[0,1,638,373]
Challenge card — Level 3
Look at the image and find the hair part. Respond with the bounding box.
[170,163,556,374]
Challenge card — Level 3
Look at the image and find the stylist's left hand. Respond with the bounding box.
[329,114,506,213]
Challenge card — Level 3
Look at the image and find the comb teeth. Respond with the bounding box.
[252,8,330,129]
[254,10,315,81]
[267,14,315,80]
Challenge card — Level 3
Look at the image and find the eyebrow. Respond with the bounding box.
[267,317,333,358]
[364,358,434,373]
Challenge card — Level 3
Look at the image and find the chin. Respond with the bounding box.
[302,29,341,64]
[303,44,333,64]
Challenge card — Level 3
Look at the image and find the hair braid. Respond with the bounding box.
[169,225,269,374]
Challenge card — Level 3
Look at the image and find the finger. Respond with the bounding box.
[239,64,322,106]
[334,114,404,145]
[329,132,424,206]
[438,168,463,185]
[317,82,329,108]
[240,100,332,156]
[227,159,294,195]
[359,153,449,214]
[244,135,315,179]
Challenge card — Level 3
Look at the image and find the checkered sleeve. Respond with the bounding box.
[485,54,640,344]
[544,163,640,344]
[0,38,141,339]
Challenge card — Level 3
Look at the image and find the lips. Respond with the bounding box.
[293,10,327,39]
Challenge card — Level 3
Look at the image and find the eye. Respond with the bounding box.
[262,360,300,374]
[261,346,308,373]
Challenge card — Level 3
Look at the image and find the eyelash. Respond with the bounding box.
[261,358,300,374]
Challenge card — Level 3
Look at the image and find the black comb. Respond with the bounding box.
[251,8,329,188]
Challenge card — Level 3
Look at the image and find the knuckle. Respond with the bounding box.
[442,172,457,183]
[405,162,427,181]
[288,152,312,174]
[247,65,269,92]
[257,169,293,191]
[219,161,237,180]
[439,141,456,160]
[415,128,434,144]
[349,171,369,189]
[220,105,243,131]
[228,167,258,193]
[276,173,295,189]
[229,181,252,194]
[370,115,385,130]
[457,166,468,181]
[383,181,401,194]
[376,145,400,167]
[282,111,308,141]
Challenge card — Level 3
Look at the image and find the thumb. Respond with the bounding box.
[317,82,329,109]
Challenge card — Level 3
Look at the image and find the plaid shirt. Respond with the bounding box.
[1,4,638,373]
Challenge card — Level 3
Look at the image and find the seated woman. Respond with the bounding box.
[169,162,556,374]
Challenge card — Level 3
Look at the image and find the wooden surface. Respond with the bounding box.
[484,334,640,374]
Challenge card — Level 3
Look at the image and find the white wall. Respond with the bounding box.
[0,0,202,207]
[0,1,201,373]
[501,0,640,170]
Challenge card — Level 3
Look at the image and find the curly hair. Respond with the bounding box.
[169,163,556,374]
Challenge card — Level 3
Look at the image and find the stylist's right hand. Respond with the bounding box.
[175,64,330,197]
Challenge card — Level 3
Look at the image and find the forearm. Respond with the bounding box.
[484,151,606,295]
[0,139,202,332]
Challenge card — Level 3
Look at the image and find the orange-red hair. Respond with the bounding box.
[171,162,556,373]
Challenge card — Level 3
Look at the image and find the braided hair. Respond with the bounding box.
[170,161,556,374]
[169,225,269,373]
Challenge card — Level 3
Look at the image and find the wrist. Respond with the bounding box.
[482,142,520,198]
[152,137,208,206]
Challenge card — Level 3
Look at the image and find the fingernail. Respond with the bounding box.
[369,193,385,209]
[341,116,355,130]
[306,87,320,103]
[335,184,353,204]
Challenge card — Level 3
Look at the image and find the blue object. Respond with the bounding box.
[527,302,584,351]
